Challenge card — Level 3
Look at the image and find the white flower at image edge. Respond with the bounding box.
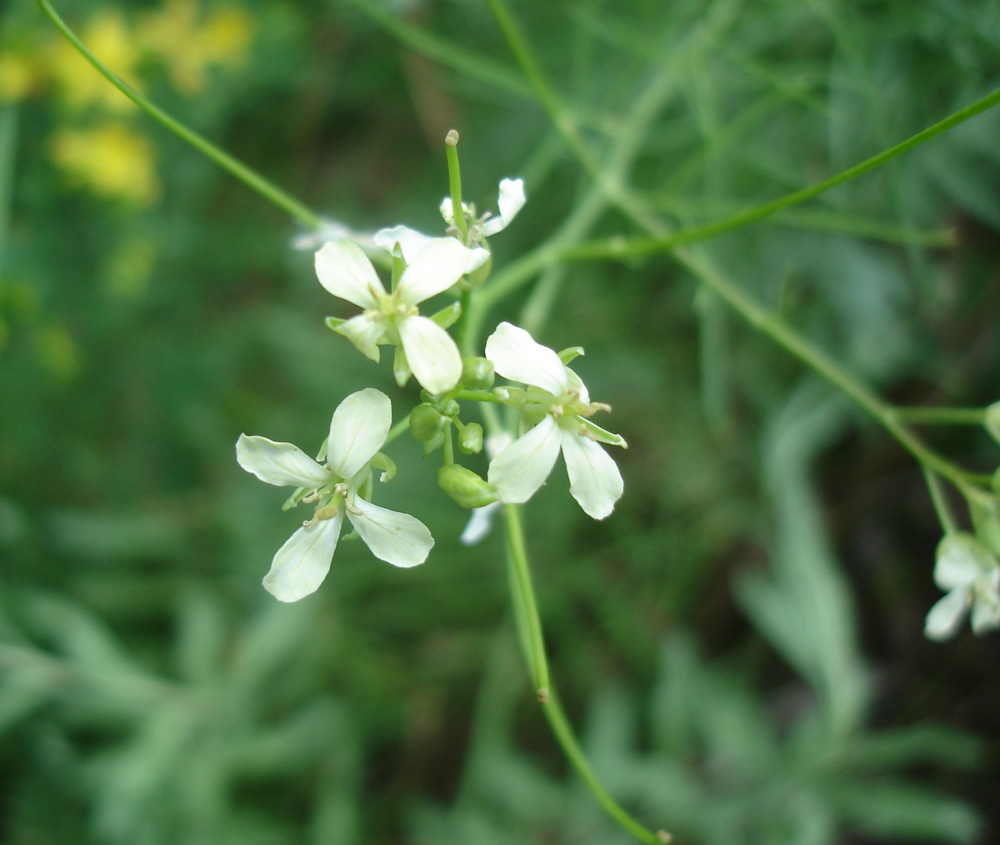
[236,389,433,602]
[924,533,1000,641]
[315,237,486,395]
[485,322,626,520]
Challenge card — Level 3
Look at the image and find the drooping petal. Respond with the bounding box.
[335,313,384,362]
[263,515,342,602]
[398,315,462,395]
[460,502,501,546]
[237,435,331,488]
[481,177,526,236]
[315,239,385,308]
[933,535,987,591]
[327,388,392,481]
[971,593,1000,635]
[559,429,624,520]
[396,237,483,305]
[347,498,433,568]
[487,415,561,504]
[484,322,568,396]
[924,588,970,641]
[373,224,434,265]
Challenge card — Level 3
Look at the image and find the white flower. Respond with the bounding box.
[236,389,433,602]
[924,533,1000,641]
[441,177,526,241]
[484,322,626,520]
[316,237,486,395]
[373,178,526,262]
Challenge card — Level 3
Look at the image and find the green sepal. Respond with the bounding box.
[558,346,585,365]
[393,346,412,388]
[437,464,497,508]
[493,386,527,407]
[370,452,397,483]
[325,316,345,332]
[430,301,462,330]
[282,487,310,511]
[422,430,446,457]
[579,417,627,448]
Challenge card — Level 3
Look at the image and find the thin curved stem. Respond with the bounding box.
[563,85,1000,261]
[502,504,549,699]
[35,0,323,230]
[892,406,987,426]
[501,504,668,843]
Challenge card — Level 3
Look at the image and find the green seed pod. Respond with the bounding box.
[458,422,484,454]
[410,403,446,443]
[437,465,497,509]
[461,356,495,390]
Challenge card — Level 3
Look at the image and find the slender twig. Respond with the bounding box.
[35,0,323,230]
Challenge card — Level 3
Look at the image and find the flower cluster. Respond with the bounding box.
[239,170,627,600]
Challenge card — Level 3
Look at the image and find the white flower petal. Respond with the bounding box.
[971,593,1000,634]
[373,225,434,265]
[398,315,462,395]
[924,588,970,641]
[315,239,385,308]
[263,515,342,602]
[933,535,988,591]
[488,415,561,504]
[335,314,384,362]
[347,498,433,568]
[396,237,479,305]
[237,435,331,488]
[460,502,501,546]
[559,428,624,520]
[484,322,568,395]
[481,177,526,236]
[327,389,392,481]
[440,197,469,226]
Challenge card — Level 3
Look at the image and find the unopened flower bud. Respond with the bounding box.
[461,356,495,389]
[410,403,446,443]
[458,422,484,454]
[437,465,497,509]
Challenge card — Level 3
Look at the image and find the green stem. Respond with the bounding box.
[543,691,671,844]
[35,0,322,230]
[502,504,549,698]
[680,251,981,496]
[891,406,987,426]
[563,84,1000,261]
[384,413,412,446]
[922,467,957,536]
[445,131,469,241]
[501,504,668,843]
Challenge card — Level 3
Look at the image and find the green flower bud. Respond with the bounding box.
[410,403,446,443]
[461,356,495,390]
[437,465,497,508]
[458,422,484,454]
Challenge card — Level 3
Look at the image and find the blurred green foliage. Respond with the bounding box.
[2,0,1000,842]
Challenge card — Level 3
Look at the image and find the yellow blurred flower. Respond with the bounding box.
[0,52,42,102]
[137,0,252,95]
[47,9,141,112]
[49,122,160,206]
